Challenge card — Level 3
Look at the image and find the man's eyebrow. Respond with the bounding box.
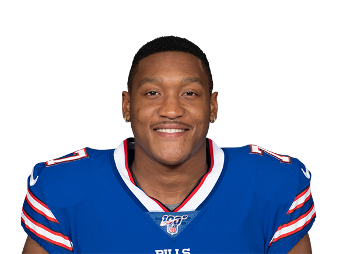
[137,77,204,88]
[181,77,204,86]
[138,77,163,88]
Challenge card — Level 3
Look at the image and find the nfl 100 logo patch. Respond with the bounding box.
[147,211,199,237]
[160,215,188,235]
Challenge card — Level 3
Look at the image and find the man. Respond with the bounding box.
[22,36,315,253]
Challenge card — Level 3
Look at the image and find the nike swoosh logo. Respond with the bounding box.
[29,168,39,186]
[301,167,310,179]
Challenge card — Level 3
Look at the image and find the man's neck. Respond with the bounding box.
[131,141,208,205]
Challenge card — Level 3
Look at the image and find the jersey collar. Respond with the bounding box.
[112,138,225,212]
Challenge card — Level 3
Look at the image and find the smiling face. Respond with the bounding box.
[122,51,218,166]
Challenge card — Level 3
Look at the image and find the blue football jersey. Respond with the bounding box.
[21,138,315,253]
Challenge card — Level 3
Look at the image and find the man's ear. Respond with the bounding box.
[122,91,131,122]
[210,92,218,122]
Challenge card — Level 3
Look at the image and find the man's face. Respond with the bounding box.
[123,51,218,166]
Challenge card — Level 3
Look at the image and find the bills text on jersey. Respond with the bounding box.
[155,248,190,254]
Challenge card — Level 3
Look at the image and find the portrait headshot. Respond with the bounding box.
[1,1,349,253]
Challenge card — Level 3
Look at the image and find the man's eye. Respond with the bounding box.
[147,91,159,96]
[184,91,196,96]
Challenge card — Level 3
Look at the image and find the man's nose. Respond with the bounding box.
[157,95,185,120]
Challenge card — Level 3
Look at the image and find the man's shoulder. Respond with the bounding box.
[221,144,306,204]
[29,147,114,205]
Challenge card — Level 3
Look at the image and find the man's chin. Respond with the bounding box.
[150,151,191,167]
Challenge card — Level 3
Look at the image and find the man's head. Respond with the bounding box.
[122,36,218,166]
[127,36,213,94]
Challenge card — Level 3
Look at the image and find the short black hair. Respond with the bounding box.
[127,36,213,93]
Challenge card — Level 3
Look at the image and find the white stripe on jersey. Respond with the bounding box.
[270,204,315,244]
[27,190,57,222]
[288,186,311,212]
[21,210,72,250]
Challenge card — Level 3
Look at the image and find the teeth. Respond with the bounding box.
[156,129,186,133]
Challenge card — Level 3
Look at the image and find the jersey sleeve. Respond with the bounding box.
[267,160,316,253]
[21,163,74,253]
